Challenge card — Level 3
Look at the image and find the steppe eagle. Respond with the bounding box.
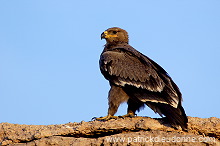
[95,27,188,130]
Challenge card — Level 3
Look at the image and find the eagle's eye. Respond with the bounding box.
[112,31,117,34]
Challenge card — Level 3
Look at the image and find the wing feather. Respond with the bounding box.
[100,50,165,92]
[100,45,180,107]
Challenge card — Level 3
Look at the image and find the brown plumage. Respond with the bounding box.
[95,27,188,130]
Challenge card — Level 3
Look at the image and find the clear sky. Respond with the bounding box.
[0,0,219,125]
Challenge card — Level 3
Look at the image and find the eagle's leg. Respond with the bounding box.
[120,98,144,118]
[95,84,129,121]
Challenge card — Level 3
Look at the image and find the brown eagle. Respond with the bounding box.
[95,27,188,130]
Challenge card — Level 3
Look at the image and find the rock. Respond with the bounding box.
[0,117,219,145]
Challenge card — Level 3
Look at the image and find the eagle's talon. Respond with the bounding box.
[119,113,136,118]
[91,117,98,121]
[93,115,119,121]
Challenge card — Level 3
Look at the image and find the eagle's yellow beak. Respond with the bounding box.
[101,31,117,40]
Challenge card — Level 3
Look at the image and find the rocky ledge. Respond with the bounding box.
[0,116,219,146]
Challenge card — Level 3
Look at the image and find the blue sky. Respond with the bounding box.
[0,0,219,125]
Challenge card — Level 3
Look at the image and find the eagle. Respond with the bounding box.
[95,27,188,130]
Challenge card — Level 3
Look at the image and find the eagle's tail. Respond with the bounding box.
[146,102,188,131]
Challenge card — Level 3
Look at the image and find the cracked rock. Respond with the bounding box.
[0,117,219,146]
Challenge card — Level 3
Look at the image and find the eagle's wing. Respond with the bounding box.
[100,47,179,107]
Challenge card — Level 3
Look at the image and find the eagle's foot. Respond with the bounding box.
[93,115,119,121]
[119,113,136,118]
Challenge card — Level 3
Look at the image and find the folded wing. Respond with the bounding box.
[100,47,180,108]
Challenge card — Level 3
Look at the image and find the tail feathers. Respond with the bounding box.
[146,102,188,131]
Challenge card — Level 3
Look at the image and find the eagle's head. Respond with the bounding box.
[101,27,129,44]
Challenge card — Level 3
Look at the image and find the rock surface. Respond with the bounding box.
[0,116,219,146]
